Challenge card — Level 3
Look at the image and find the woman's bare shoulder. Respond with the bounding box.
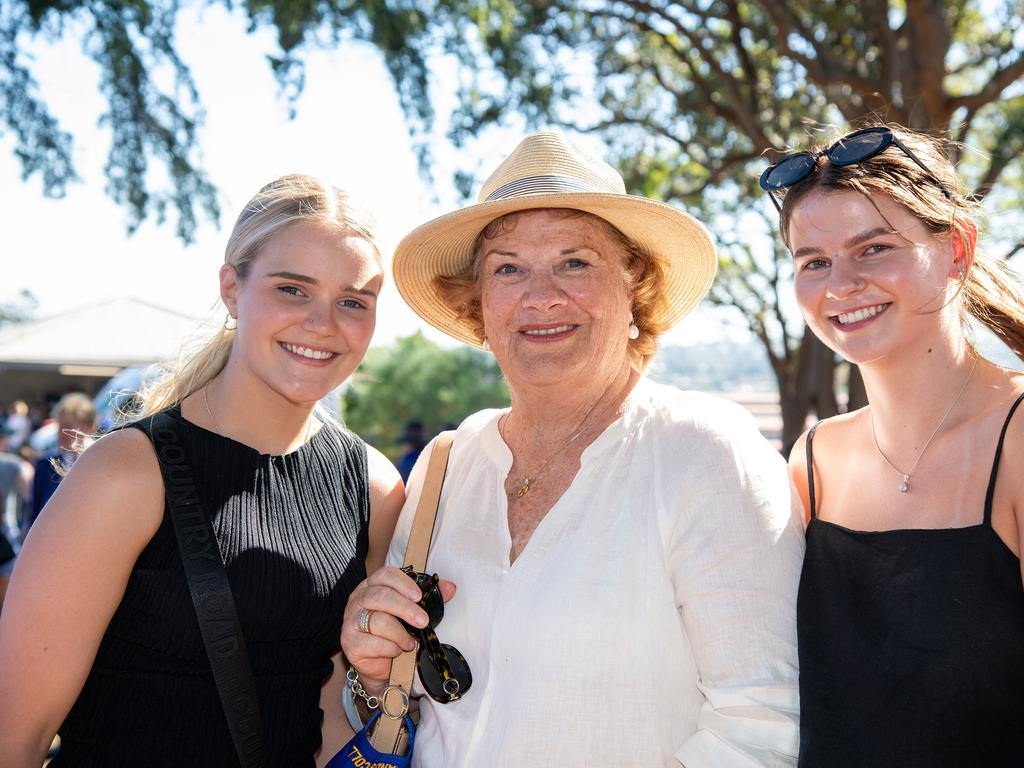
[805,408,864,454]
[788,409,864,517]
[995,375,1024,467]
[83,425,161,476]
[48,427,165,536]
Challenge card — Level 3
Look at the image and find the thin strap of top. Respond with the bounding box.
[983,391,1024,526]
[805,421,823,520]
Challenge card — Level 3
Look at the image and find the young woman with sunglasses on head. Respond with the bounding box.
[763,125,1024,766]
[0,175,404,767]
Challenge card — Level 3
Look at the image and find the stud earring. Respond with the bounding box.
[482,338,491,352]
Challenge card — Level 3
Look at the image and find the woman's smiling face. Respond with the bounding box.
[787,189,960,365]
[477,209,635,390]
[221,219,383,405]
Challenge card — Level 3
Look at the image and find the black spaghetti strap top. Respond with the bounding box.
[797,393,1024,767]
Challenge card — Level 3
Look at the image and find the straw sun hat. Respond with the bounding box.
[393,131,717,347]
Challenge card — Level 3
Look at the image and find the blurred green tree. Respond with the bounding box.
[1,0,436,242]
[343,332,509,459]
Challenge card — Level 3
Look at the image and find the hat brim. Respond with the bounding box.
[393,192,717,348]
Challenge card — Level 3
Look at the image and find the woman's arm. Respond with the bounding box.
[668,413,805,767]
[788,429,813,526]
[364,445,406,573]
[1000,392,1024,587]
[338,437,457,693]
[0,429,164,767]
[316,651,355,768]
[318,444,406,764]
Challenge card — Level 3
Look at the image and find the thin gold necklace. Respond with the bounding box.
[869,354,979,494]
[202,382,224,433]
[502,393,620,498]
[202,382,313,444]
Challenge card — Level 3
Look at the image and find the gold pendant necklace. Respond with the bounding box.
[508,422,591,498]
[502,392,618,498]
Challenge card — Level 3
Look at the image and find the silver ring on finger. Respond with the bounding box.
[357,607,375,634]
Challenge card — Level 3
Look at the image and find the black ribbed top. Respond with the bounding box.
[797,393,1024,767]
[52,406,370,768]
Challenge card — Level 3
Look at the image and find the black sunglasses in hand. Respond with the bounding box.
[399,566,472,704]
[759,126,953,212]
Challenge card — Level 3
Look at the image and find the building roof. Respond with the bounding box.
[0,297,207,368]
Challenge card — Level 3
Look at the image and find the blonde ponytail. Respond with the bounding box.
[133,173,382,421]
[135,326,234,419]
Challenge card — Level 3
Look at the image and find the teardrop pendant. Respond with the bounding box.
[516,479,531,498]
[899,475,910,494]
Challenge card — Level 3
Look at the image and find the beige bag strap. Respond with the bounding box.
[370,431,455,753]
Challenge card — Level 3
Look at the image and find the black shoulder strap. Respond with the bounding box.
[146,412,268,767]
[983,392,1024,527]
[805,421,822,520]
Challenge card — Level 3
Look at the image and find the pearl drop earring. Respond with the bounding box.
[628,318,640,340]
[482,338,491,352]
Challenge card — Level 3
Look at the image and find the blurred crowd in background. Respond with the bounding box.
[0,390,102,608]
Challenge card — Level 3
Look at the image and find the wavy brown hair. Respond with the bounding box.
[778,124,1024,360]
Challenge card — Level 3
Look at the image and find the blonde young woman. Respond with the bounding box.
[0,175,403,767]
[760,125,1024,765]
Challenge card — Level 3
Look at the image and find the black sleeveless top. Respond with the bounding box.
[797,394,1024,767]
[51,407,371,767]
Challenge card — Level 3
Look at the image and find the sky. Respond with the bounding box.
[0,3,747,352]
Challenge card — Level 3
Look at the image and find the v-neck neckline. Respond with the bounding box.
[482,379,647,569]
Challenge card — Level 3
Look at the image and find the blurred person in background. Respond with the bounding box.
[0,528,13,613]
[4,401,32,453]
[0,424,33,540]
[0,424,31,611]
[395,419,427,482]
[29,393,97,528]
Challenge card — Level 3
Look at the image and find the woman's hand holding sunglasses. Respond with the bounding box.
[396,567,473,703]
[341,565,458,695]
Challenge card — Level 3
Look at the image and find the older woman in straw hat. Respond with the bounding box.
[341,133,804,767]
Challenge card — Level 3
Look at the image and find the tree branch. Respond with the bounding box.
[948,53,1024,113]
[756,0,882,99]
[867,0,895,95]
[724,0,760,116]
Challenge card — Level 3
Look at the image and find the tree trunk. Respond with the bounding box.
[847,364,868,411]
[777,332,813,455]
[809,337,839,419]
[779,390,810,457]
[774,331,841,456]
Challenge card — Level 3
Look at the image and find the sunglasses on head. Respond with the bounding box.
[399,566,472,704]
[759,126,953,212]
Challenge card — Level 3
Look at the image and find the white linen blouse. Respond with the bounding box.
[387,377,804,767]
